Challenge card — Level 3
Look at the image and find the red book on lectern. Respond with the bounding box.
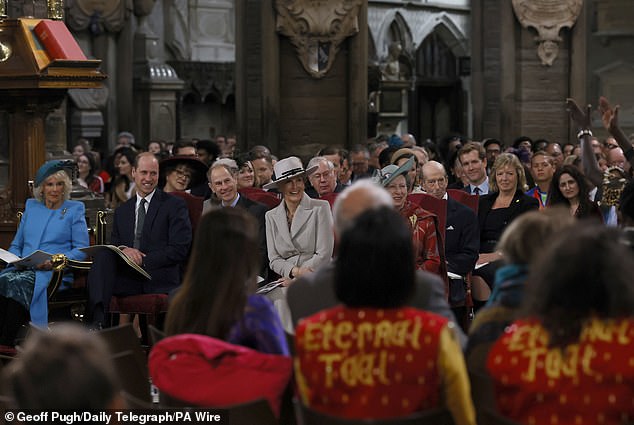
[33,19,87,61]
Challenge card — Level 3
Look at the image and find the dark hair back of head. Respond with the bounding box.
[335,207,414,308]
[522,225,634,348]
[3,324,119,410]
[165,208,260,339]
[196,139,221,160]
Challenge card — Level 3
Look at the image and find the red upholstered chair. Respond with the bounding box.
[108,294,168,343]
[447,189,479,213]
[239,187,281,208]
[320,192,339,209]
[168,191,203,234]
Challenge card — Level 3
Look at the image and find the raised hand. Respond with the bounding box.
[599,96,620,134]
[565,98,592,130]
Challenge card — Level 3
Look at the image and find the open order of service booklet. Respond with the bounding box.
[79,245,151,280]
[0,246,151,280]
[0,248,54,268]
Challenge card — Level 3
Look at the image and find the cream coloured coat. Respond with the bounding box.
[265,193,334,278]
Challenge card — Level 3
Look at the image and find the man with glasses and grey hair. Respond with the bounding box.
[305,156,344,198]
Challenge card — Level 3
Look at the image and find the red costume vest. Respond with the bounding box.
[295,306,448,419]
[488,318,634,425]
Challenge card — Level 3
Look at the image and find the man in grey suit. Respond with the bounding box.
[286,179,467,348]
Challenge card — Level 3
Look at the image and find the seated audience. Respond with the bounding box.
[548,164,602,221]
[77,152,105,194]
[236,155,258,189]
[294,207,475,425]
[526,151,555,209]
[159,156,207,194]
[107,147,137,208]
[488,225,634,425]
[305,156,344,198]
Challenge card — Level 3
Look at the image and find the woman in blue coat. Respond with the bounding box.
[0,160,89,344]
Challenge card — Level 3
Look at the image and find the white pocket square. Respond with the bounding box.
[446,225,455,230]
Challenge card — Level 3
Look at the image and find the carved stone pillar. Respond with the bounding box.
[512,0,582,66]
[236,0,367,156]
[66,0,131,149]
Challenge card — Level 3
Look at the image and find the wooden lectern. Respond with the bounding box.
[0,17,105,212]
[0,17,105,245]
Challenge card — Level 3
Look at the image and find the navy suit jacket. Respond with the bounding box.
[236,195,270,278]
[112,189,192,293]
[445,197,479,276]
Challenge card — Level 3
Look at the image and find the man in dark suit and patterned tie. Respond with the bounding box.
[87,152,192,326]
[203,161,269,280]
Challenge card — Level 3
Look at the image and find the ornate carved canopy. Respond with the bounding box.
[512,0,583,66]
[275,0,364,78]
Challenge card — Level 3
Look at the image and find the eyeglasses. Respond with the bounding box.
[311,170,332,180]
[175,168,192,180]
[424,177,447,186]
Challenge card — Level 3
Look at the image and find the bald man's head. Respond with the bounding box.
[332,180,392,236]
[421,160,448,199]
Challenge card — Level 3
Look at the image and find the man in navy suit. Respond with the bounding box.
[87,152,192,326]
[422,161,479,304]
[203,161,269,280]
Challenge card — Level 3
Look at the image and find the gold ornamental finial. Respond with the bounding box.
[47,0,64,20]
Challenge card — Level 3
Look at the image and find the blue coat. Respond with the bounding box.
[6,199,89,325]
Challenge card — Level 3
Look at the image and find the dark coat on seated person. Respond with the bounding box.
[87,190,191,322]
[445,197,479,276]
[477,190,539,252]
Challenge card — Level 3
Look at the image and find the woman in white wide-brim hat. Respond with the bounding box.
[264,156,334,281]
[264,156,335,331]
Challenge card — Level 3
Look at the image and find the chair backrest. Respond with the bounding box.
[97,324,149,388]
[406,193,447,240]
[319,192,339,209]
[298,403,454,425]
[169,191,204,234]
[148,324,165,347]
[447,189,479,213]
[239,187,281,208]
[111,350,151,403]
